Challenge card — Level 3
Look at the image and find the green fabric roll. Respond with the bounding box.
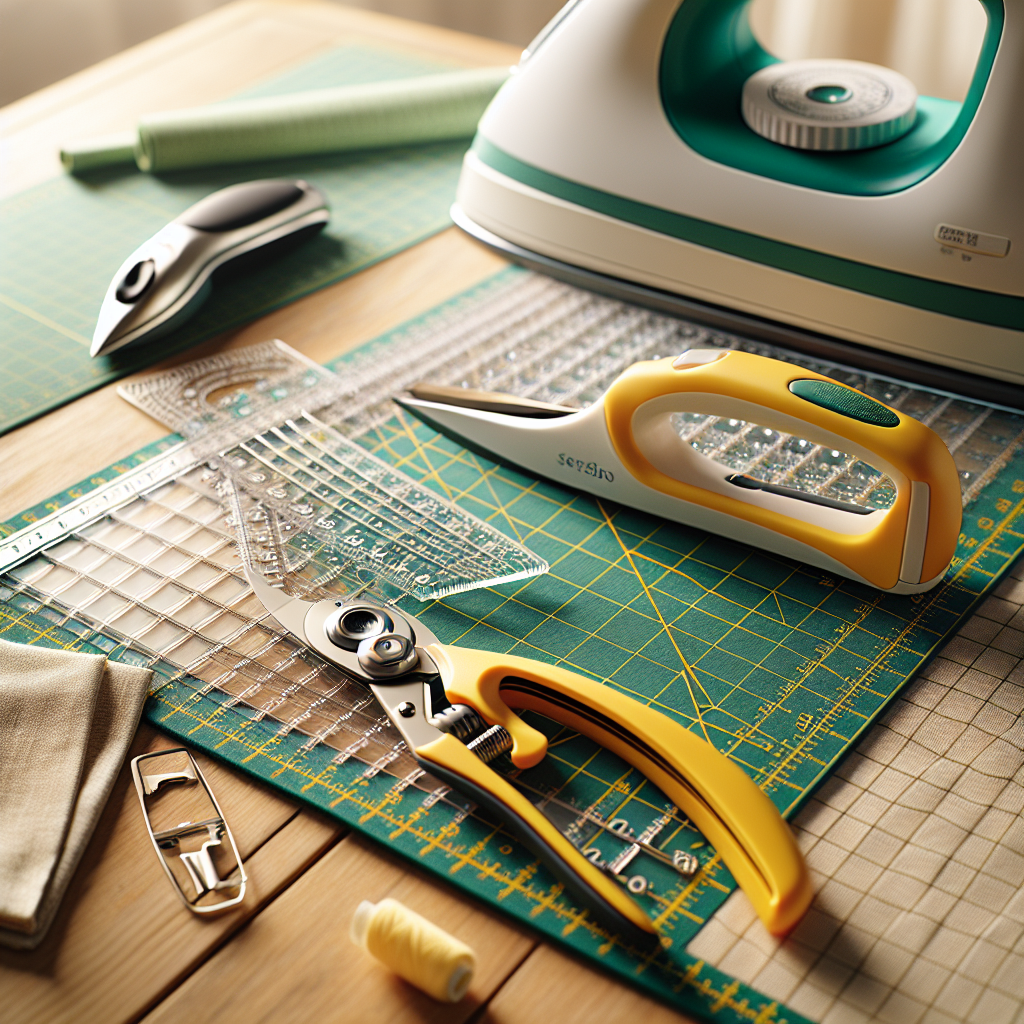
[60,131,138,174]
[133,65,510,173]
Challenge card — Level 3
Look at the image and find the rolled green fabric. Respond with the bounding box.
[60,130,138,174]
[133,65,510,173]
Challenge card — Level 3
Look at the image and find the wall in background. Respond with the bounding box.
[0,0,563,106]
[749,0,988,101]
[0,0,991,108]
[0,0,230,105]
[339,0,564,50]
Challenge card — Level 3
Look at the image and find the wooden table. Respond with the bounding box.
[0,4,694,1020]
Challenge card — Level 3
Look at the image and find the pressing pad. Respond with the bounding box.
[0,44,471,435]
[3,269,1024,1024]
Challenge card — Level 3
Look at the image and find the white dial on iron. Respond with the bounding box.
[742,59,917,151]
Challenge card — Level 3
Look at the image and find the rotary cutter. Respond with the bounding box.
[397,349,962,594]
[243,562,812,942]
[91,179,329,358]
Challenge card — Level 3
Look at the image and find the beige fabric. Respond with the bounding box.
[0,639,151,949]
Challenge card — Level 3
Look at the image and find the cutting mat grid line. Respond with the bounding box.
[3,272,1024,1024]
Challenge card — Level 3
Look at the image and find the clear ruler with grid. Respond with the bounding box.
[3,459,432,785]
[223,410,545,601]
[119,339,546,602]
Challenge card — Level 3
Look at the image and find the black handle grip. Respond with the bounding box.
[181,179,306,232]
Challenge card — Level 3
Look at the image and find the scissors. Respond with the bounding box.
[244,563,811,943]
[396,348,962,595]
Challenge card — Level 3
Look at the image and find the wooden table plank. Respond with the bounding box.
[140,834,537,1024]
[475,944,693,1024]
[0,724,340,1024]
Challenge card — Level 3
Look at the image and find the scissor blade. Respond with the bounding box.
[406,383,573,419]
[396,391,628,498]
[242,563,315,640]
[395,394,569,466]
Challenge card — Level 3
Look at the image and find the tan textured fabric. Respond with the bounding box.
[0,639,151,949]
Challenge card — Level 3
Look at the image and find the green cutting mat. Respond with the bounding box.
[4,277,1024,1023]
[0,43,472,435]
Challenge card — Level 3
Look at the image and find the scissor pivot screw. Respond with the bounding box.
[357,632,418,677]
[325,604,393,650]
[397,701,416,718]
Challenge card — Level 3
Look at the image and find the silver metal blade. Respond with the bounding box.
[396,395,554,464]
[242,562,317,640]
[396,395,628,504]
[405,383,573,418]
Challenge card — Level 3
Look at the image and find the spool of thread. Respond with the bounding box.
[350,898,476,1003]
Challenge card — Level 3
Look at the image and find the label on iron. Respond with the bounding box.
[934,224,1010,257]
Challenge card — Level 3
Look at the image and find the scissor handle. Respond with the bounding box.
[420,644,812,938]
[602,350,961,591]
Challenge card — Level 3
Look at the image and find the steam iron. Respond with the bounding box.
[453,0,1023,391]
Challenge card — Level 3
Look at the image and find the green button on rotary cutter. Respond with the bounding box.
[789,379,901,428]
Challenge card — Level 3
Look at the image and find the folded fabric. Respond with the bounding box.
[0,639,152,949]
[60,65,510,175]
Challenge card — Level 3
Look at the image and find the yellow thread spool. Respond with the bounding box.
[350,897,477,1002]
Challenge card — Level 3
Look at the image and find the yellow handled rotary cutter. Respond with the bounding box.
[397,349,962,594]
[243,564,811,942]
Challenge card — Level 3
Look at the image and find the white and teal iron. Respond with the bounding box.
[453,0,1023,392]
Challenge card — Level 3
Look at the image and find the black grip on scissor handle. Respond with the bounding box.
[413,737,655,942]
[413,731,658,945]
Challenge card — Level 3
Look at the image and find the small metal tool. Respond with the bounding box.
[91,178,329,358]
[140,762,197,795]
[131,747,246,913]
[673,851,701,877]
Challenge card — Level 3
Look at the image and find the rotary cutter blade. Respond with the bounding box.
[396,349,962,594]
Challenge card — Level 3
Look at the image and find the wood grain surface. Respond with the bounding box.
[0,4,695,1021]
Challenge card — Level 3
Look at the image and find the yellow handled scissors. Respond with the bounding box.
[244,563,812,942]
[397,348,962,593]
